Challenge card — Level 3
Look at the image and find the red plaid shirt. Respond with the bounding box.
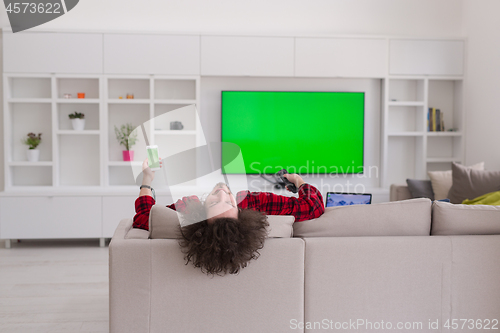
[133,184,324,231]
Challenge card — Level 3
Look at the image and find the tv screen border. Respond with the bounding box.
[220,90,365,175]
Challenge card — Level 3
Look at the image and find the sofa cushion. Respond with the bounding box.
[447,162,500,204]
[293,198,432,237]
[406,179,434,200]
[148,205,294,239]
[431,201,500,235]
[428,162,484,200]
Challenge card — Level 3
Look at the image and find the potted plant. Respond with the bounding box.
[68,111,85,130]
[22,132,42,162]
[114,123,138,161]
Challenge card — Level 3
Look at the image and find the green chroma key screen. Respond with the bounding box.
[221,91,365,174]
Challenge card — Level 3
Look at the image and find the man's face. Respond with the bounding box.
[204,183,238,223]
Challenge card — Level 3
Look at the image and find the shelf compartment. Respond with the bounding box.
[426,157,462,163]
[387,132,424,137]
[108,161,143,166]
[387,101,424,107]
[57,130,100,135]
[10,103,52,162]
[386,136,425,184]
[56,98,100,104]
[8,98,52,103]
[57,103,100,130]
[108,104,151,163]
[9,77,51,99]
[108,78,150,99]
[427,79,463,132]
[154,79,196,100]
[153,99,197,105]
[56,78,99,99]
[108,166,140,186]
[426,161,459,173]
[59,135,100,186]
[8,161,53,166]
[154,130,196,135]
[427,136,462,160]
[388,79,425,103]
[154,104,197,131]
[388,105,425,133]
[107,99,150,104]
[11,165,52,186]
[426,131,462,137]
[153,133,197,186]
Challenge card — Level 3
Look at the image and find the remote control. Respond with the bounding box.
[276,169,298,193]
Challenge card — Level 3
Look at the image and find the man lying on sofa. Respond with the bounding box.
[133,158,324,275]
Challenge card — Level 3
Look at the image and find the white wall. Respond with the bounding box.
[0,0,466,192]
[0,0,462,36]
[462,0,500,170]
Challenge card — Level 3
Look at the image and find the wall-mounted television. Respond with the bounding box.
[221,91,364,174]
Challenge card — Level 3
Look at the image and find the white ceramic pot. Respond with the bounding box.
[71,118,85,131]
[26,149,40,162]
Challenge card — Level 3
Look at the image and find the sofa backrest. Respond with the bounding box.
[293,198,432,237]
[148,204,295,239]
[431,201,500,235]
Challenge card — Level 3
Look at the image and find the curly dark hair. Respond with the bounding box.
[178,199,269,275]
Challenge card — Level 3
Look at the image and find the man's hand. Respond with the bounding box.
[141,158,162,185]
[283,173,305,190]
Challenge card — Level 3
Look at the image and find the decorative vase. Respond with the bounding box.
[122,150,134,161]
[71,118,85,131]
[27,149,40,162]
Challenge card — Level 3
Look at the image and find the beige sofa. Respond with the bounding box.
[109,197,500,333]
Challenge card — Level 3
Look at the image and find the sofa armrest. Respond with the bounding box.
[390,184,412,201]
[111,218,133,240]
[111,218,150,241]
[109,219,152,333]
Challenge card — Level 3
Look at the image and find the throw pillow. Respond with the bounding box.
[406,179,434,200]
[428,162,484,200]
[447,162,500,204]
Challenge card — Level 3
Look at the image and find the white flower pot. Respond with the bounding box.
[26,149,40,162]
[71,118,85,131]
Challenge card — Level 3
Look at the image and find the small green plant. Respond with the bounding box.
[114,123,138,151]
[68,111,85,119]
[22,132,42,150]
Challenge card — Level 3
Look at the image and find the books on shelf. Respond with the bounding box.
[427,108,445,132]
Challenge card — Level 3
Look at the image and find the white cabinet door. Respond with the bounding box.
[104,34,200,75]
[201,36,294,76]
[390,40,464,75]
[3,31,103,73]
[0,196,101,238]
[295,38,388,78]
[1,197,53,238]
[51,197,102,238]
[102,196,137,238]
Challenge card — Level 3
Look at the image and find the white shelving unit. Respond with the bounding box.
[104,75,200,187]
[382,77,464,186]
[3,73,201,190]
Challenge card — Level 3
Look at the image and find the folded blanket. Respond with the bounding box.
[462,190,500,205]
